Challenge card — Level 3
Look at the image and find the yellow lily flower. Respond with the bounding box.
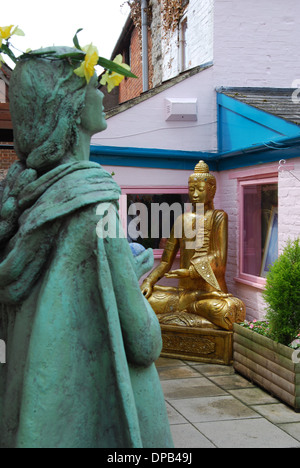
[74,43,99,84]
[12,26,25,37]
[0,25,14,47]
[100,54,131,93]
[0,25,24,47]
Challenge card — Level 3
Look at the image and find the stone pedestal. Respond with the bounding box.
[160,324,233,365]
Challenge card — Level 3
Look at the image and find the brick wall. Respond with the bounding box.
[0,146,17,172]
[119,28,153,104]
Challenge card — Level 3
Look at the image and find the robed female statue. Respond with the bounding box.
[0,47,173,449]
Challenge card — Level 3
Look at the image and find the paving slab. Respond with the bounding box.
[158,365,202,380]
[161,377,227,400]
[165,401,187,425]
[156,357,184,367]
[170,423,216,449]
[252,403,300,424]
[156,357,300,448]
[194,418,300,448]
[278,423,300,442]
[168,395,259,423]
[191,363,236,376]
[229,387,279,406]
[207,373,255,390]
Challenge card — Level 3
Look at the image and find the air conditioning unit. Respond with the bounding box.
[165,98,198,121]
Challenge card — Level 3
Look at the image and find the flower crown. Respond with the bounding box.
[0,26,136,91]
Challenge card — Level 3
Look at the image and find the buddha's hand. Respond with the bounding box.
[204,291,233,299]
[165,269,190,279]
[141,279,153,299]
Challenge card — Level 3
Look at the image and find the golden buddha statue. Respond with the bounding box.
[141,161,246,331]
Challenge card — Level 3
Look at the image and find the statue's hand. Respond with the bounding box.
[165,269,190,279]
[141,279,153,299]
[130,244,154,280]
[204,291,233,299]
[134,249,154,280]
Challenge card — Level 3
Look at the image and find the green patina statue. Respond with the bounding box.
[0,47,173,448]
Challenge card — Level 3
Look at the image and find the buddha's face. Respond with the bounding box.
[80,74,107,135]
[189,178,213,207]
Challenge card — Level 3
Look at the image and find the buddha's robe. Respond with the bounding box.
[148,209,246,330]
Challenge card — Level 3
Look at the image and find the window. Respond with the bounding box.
[120,187,189,258]
[237,176,278,288]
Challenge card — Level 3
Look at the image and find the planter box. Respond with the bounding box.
[233,323,300,411]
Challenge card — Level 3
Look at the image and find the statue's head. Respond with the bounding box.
[188,160,216,209]
[9,46,107,171]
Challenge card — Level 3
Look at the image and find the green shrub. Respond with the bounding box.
[263,239,300,346]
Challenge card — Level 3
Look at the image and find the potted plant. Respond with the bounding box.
[233,239,300,410]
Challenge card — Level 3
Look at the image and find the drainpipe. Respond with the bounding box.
[141,0,149,92]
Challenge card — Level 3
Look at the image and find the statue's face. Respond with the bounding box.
[80,75,107,135]
[189,179,212,206]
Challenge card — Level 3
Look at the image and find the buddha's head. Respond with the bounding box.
[188,160,216,210]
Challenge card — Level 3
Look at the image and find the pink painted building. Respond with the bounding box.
[91,0,300,321]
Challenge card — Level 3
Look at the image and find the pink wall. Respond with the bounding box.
[278,159,300,251]
[216,159,300,321]
[102,165,191,187]
[93,68,217,152]
[215,168,267,321]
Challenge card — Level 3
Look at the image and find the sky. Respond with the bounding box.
[2,0,131,68]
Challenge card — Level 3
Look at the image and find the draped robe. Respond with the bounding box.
[0,161,173,448]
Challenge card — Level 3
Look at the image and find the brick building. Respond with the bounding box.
[100,0,209,109]
[100,12,153,110]
[110,13,152,104]
[0,63,17,177]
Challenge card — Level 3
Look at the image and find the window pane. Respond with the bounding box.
[127,193,189,250]
[243,183,278,277]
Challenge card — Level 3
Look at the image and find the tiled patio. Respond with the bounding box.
[156,357,300,448]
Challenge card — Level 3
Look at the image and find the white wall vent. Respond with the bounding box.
[165,98,198,121]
